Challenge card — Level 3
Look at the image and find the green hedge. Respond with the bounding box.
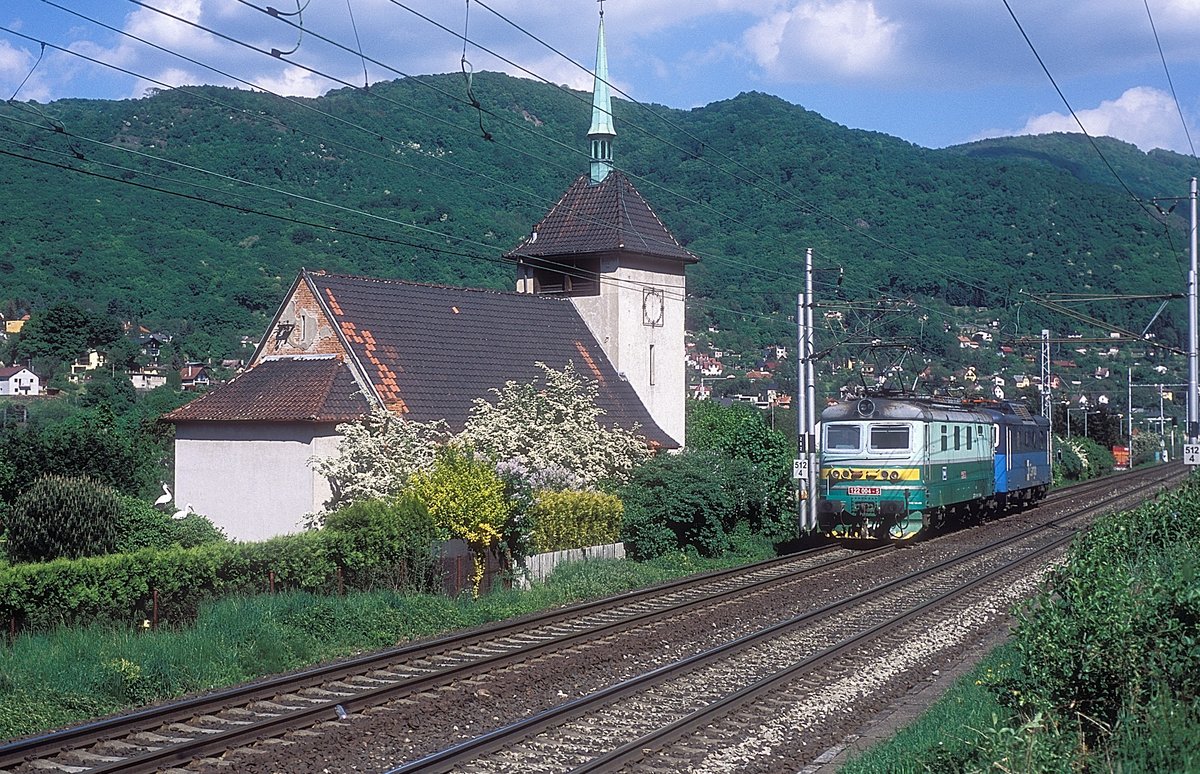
[0,522,440,632]
[529,490,623,553]
[114,495,226,553]
[322,494,442,591]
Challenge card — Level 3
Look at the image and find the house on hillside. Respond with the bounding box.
[180,364,212,391]
[136,332,172,361]
[165,11,693,542]
[0,366,40,396]
[69,350,106,384]
[4,315,28,336]
[129,367,168,391]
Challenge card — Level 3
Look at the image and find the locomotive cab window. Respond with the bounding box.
[869,424,910,451]
[825,424,862,451]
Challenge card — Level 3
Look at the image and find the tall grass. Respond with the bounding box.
[842,474,1200,773]
[839,648,1018,774]
[1,536,776,742]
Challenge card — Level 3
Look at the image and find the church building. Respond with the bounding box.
[165,10,695,541]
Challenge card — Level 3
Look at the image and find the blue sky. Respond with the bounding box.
[2,0,1198,155]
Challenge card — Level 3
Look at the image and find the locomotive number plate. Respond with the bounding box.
[846,486,881,496]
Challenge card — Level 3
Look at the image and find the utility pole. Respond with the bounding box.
[796,252,809,531]
[804,247,817,531]
[1041,327,1052,424]
[795,248,819,533]
[1191,177,1199,442]
[1128,366,1133,448]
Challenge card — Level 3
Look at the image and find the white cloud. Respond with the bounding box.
[123,0,212,55]
[0,39,47,101]
[986,86,1195,153]
[250,66,332,99]
[744,1,902,81]
[130,67,201,100]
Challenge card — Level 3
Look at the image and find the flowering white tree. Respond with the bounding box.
[308,363,651,527]
[458,362,652,486]
[310,406,449,516]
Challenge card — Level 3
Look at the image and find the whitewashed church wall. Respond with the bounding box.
[174,422,340,542]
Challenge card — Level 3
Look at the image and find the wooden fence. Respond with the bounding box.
[517,542,625,589]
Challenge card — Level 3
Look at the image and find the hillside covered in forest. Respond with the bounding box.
[0,72,1195,368]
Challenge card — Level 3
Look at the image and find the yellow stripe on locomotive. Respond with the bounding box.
[821,467,921,482]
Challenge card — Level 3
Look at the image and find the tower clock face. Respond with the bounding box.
[643,288,665,327]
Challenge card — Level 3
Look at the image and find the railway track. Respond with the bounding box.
[389,464,1182,773]
[0,546,886,773]
[0,463,1183,773]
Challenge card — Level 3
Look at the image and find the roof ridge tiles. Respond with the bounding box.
[306,271,571,301]
[262,353,340,362]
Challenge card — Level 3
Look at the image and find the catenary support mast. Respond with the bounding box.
[804,247,818,531]
[1190,177,1199,441]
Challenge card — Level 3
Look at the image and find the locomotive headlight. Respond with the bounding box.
[889,470,901,481]
[830,469,842,480]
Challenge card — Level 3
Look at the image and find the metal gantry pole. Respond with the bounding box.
[1128,365,1134,451]
[1190,177,1199,442]
[804,247,818,531]
[1041,326,1051,458]
[796,273,807,531]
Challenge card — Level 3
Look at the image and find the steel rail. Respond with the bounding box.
[0,464,1177,772]
[387,467,1183,773]
[2,546,894,773]
[79,547,887,774]
[0,548,829,763]
[574,520,1085,773]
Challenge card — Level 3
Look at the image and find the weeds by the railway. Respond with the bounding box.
[0,535,776,743]
[842,471,1200,773]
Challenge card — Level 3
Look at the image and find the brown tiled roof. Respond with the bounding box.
[307,273,677,447]
[505,171,697,264]
[0,366,31,379]
[164,356,369,423]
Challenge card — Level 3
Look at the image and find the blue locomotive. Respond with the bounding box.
[816,395,1051,540]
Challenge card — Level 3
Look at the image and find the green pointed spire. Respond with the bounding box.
[588,7,615,184]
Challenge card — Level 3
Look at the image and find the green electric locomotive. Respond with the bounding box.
[817,396,997,540]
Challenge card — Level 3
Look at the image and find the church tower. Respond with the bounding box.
[506,7,694,446]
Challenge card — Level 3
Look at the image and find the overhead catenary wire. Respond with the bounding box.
[226,0,815,284]
[981,2,1198,350]
[451,1,1190,364]
[0,114,813,350]
[2,14,806,290]
[246,0,1047,318]
[1143,0,1197,159]
[1000,0,1166,221]
[0,124,799,330]
[6,2,1189,357]
[24,0,1075,311]
[394,0,1014,305]
[41,1,811,289]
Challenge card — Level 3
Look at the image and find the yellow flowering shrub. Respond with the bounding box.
[405,447,510,596]
[529,490,623,553]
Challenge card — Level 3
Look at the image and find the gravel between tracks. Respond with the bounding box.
[197,481,1153,773]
